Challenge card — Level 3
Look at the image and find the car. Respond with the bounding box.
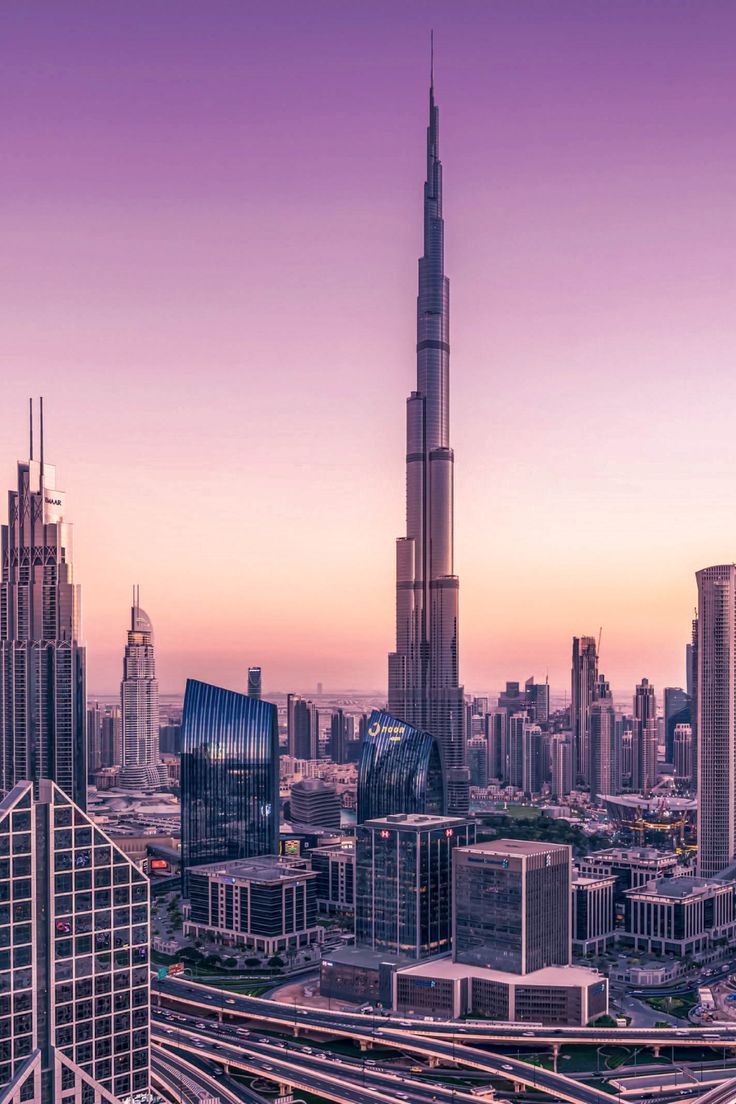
[522,1031,535,1037]
[397,1095,409,1100]
[196,1022,207,1029]
[236,1028,250,1036]
[365,1059,376,1066]
[195,1041,206,1048]
[225,998,236,1005]
[502,1065,514,1072]
[263,1065,273,1071]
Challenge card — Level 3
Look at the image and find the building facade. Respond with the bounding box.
[696,564,736,878]
[290,779,341,828]
[247,666,262,699]
[571,636,598,786]
[356,709,444,824]
[184,856,323,955]
[674,723,694,782]
[0,779,150,1103]
[119,589,166,790]
[623,875,736,958]
[453,840,571,974]
[310,844,355,914]
[633,677,658,794]
[181,679,279,890]
[0,407,86,810]
[355,814,475,959]
[664,687,690,765]
[572,874,616,956]
[387,74,468,814]
[590,698,620,803]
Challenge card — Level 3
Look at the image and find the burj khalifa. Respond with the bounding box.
[388,68,469,814]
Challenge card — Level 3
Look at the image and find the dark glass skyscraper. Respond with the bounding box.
[181,679,279,889]
[0,402,87,810]
[357,709,444,824]
[388,72,468,813]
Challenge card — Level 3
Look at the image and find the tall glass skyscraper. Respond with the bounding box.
[0,778,150,1102]
[181,679,279,890]
[0,402,87,810]
[387,70,468,814]
[120,587,166,789]
[357,708,444,824]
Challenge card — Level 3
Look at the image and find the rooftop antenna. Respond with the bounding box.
[29,398,33,461]
[430,28,434,92]
[39,396,45,492]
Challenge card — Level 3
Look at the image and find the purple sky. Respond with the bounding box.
[2,2,736,698]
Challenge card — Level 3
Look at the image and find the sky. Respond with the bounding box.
[2,1,736,699]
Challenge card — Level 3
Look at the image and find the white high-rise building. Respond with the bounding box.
[120,588,166,789]
[696,564,736,877]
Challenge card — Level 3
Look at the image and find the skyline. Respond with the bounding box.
[4,2,736,696]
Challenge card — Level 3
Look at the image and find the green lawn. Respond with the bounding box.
[643,992,697,1019]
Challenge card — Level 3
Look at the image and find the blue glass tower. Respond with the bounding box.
[357,708,444,824]
[181,679,279,889]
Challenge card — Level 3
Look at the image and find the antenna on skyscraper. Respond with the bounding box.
[430,29,434,92]
[29,398,33,461]
[39,396,44,491]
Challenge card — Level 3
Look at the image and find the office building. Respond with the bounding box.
[86,702,103,777]
[355,813,475,959]
[311,844,355,914]
[578,847,678,920]
[453,839,571,974]
[674,723,694,782]
[485,709,508,782]
[696,565,736,877]
[185,856,323,955]
[159,722,181,756]
[0,402,87,809]
[247,666,262,699]
[0,778,150,1102]
[664,687,690,765]
[633,678,658,794]
[119,589,166,790]
[498,681,526,714]
[509,716,543,795]
[623,875,736,958]
[525,677,550,724]
[387,72,468,814]
[356,709,444,824]
[572,874,616,956]
[550,734,573,799]
[329,708,354,764]
[290,779,341,828]
[590,698,620,803]
[181,679,279,889]
[394,837,607,1025]
[287,694,319,760]
[466,735,488,787]
[571,636,598,785]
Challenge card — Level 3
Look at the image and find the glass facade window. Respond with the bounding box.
[357,710,445,824]
[181,679,279,889]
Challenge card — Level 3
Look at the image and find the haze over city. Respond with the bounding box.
[4,1,736,696]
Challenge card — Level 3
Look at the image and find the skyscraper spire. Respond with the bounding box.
[388,66,468,814]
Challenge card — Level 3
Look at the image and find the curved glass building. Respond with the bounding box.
[181,679,279,889]
[357,708,444,824]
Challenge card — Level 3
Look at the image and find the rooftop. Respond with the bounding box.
[457,838,569,857]
[585,847,678,863]
[188,855,315,884]
[626,875,733,900]
[363,813,471,829]
[397,957,604,988]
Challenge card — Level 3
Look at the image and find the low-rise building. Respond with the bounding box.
[572,874,616,956]
[393,958,608,1025]
[184,856,324,955]
[623,875,736,957]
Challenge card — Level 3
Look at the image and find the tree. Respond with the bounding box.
[245,957,261,968]
[268,955,285,968]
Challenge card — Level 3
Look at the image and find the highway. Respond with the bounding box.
[154,1010,486,1104]
[154,974,736,1049]
[153,1046,262,1104]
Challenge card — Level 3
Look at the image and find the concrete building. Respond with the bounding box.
[572,874,616,956]
[355,814,475,960]
[571,636,599,785]
[577,847,678,922]
[696,565,736,877]
[290,779,341,828]
[393,958,608,1026]
[184,856,324,955]
[674,723,694,782]
[119,589,167,790]
[623,875,736,958]
[310,844,355,914]
[453,840,571,974]
[633,678,658,794]
[590,698,620,803]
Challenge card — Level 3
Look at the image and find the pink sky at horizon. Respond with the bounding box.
[2,1,736,700]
